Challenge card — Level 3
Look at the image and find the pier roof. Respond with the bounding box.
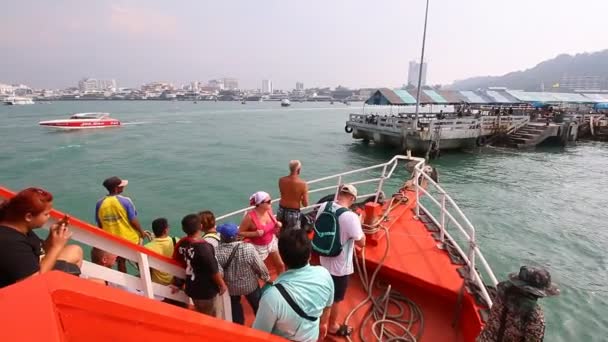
[582,93,608,103]
[365,88,608,106]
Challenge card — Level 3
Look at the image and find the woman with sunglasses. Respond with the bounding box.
[0,187,83,288]
[239,191,285,275]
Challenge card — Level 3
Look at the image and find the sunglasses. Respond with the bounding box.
[261,200,272,204]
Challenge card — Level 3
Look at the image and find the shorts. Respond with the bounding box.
[53,260,81,276]
[193,295,221,317]
[252,235,279,261]
[331,275,349,302]
[277,206,301,230]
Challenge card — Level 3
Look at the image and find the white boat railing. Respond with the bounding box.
[0,188,209,312]
[410,156,498,307]
[216,155,498,307]
[1,154,497,310]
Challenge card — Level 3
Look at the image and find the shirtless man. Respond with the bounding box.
[277,160,309,230]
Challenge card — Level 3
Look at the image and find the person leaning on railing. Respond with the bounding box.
[171,214,227,318]
[95,176,150,273]
[0,187,83,289]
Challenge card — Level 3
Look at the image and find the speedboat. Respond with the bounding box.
[280,99,291,107]
[39,112,121,129]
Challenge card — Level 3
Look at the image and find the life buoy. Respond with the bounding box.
[476,136,487,146]
[345,125,353,133]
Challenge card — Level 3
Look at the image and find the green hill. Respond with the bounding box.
[450,49,608,91]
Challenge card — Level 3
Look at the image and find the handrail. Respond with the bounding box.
[1,154,498,310]
[0,187,189,305]
[215,155,498,308]
[410,158,498,307]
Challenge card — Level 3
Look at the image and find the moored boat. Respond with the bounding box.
[281,99,291,107]
[39,112,121,129]
[4,96,34,105]
[0,155,498,341]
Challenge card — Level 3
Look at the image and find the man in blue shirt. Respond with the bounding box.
[253,229,334,342]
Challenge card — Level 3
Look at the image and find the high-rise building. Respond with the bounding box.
[296,82,304,91]
[208,79,224,90]
[262,80,273,94]
[558,75,603,91]
[78,78,117,93]
[407,61,427,87]
[223,78,239,90]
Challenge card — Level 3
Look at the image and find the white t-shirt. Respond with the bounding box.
[317,202,364,276]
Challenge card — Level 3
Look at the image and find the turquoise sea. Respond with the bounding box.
[1,101,606,340]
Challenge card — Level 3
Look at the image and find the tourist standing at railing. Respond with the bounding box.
[477,266,559,342]
[313,184,365,337]
[199,210,220,250]
[278,160,309,231]
[144,218,177,286]
[239,191,285,275]
[253,229,334,342]
[172,214,227,317]
[0,187,83,288]
[95,176,149,273]
[216,222,270,325]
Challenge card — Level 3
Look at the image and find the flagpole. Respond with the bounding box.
[414,0,430,130]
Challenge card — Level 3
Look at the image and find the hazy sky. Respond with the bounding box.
[1,0,606,89]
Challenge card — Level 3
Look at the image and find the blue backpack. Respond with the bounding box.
[312,202,349,257]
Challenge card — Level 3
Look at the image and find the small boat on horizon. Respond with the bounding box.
[280,99,291,107]
[39,112,121,129]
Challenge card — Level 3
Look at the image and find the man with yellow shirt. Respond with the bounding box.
[144,218,176,285]
[96,176,147,272]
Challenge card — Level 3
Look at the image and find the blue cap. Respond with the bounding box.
[217,222,239,238]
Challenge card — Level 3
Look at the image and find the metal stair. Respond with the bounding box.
[505,123,555,148]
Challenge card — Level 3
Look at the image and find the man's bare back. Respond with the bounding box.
[279,175,309,209]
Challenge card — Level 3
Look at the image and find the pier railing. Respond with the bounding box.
[348,113,529,139]
[216,155,498,307]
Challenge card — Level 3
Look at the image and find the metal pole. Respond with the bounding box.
[440,192,446,243]
[414,0,430,130]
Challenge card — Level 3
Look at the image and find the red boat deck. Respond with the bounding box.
[243,190,485,341]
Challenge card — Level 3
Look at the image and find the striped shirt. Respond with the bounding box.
[216,241,270,296]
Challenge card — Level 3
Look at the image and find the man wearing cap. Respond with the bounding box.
[95,176,147,273]
[316,184,365,337]
[216,222,270,325]
[477,266,559,342]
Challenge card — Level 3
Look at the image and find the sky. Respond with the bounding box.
[0,0,606,90]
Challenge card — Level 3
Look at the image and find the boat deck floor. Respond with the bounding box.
[242,191,476,341]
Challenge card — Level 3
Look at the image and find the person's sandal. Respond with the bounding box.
[329,324,353,337]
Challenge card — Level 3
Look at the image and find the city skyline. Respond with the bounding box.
[1,0,607,89]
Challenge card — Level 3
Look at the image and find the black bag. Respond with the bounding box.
[275,283,318,321]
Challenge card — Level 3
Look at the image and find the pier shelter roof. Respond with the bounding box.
[365,88,606,106]
[582,93,608,103]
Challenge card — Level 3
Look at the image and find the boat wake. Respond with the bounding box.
[121,121,150,126]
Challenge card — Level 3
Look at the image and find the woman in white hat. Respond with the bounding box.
[239,191,284,275]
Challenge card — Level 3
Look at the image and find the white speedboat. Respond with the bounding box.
[39,112,121,129]
[4,97,34,105]
[280,99,291,107]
